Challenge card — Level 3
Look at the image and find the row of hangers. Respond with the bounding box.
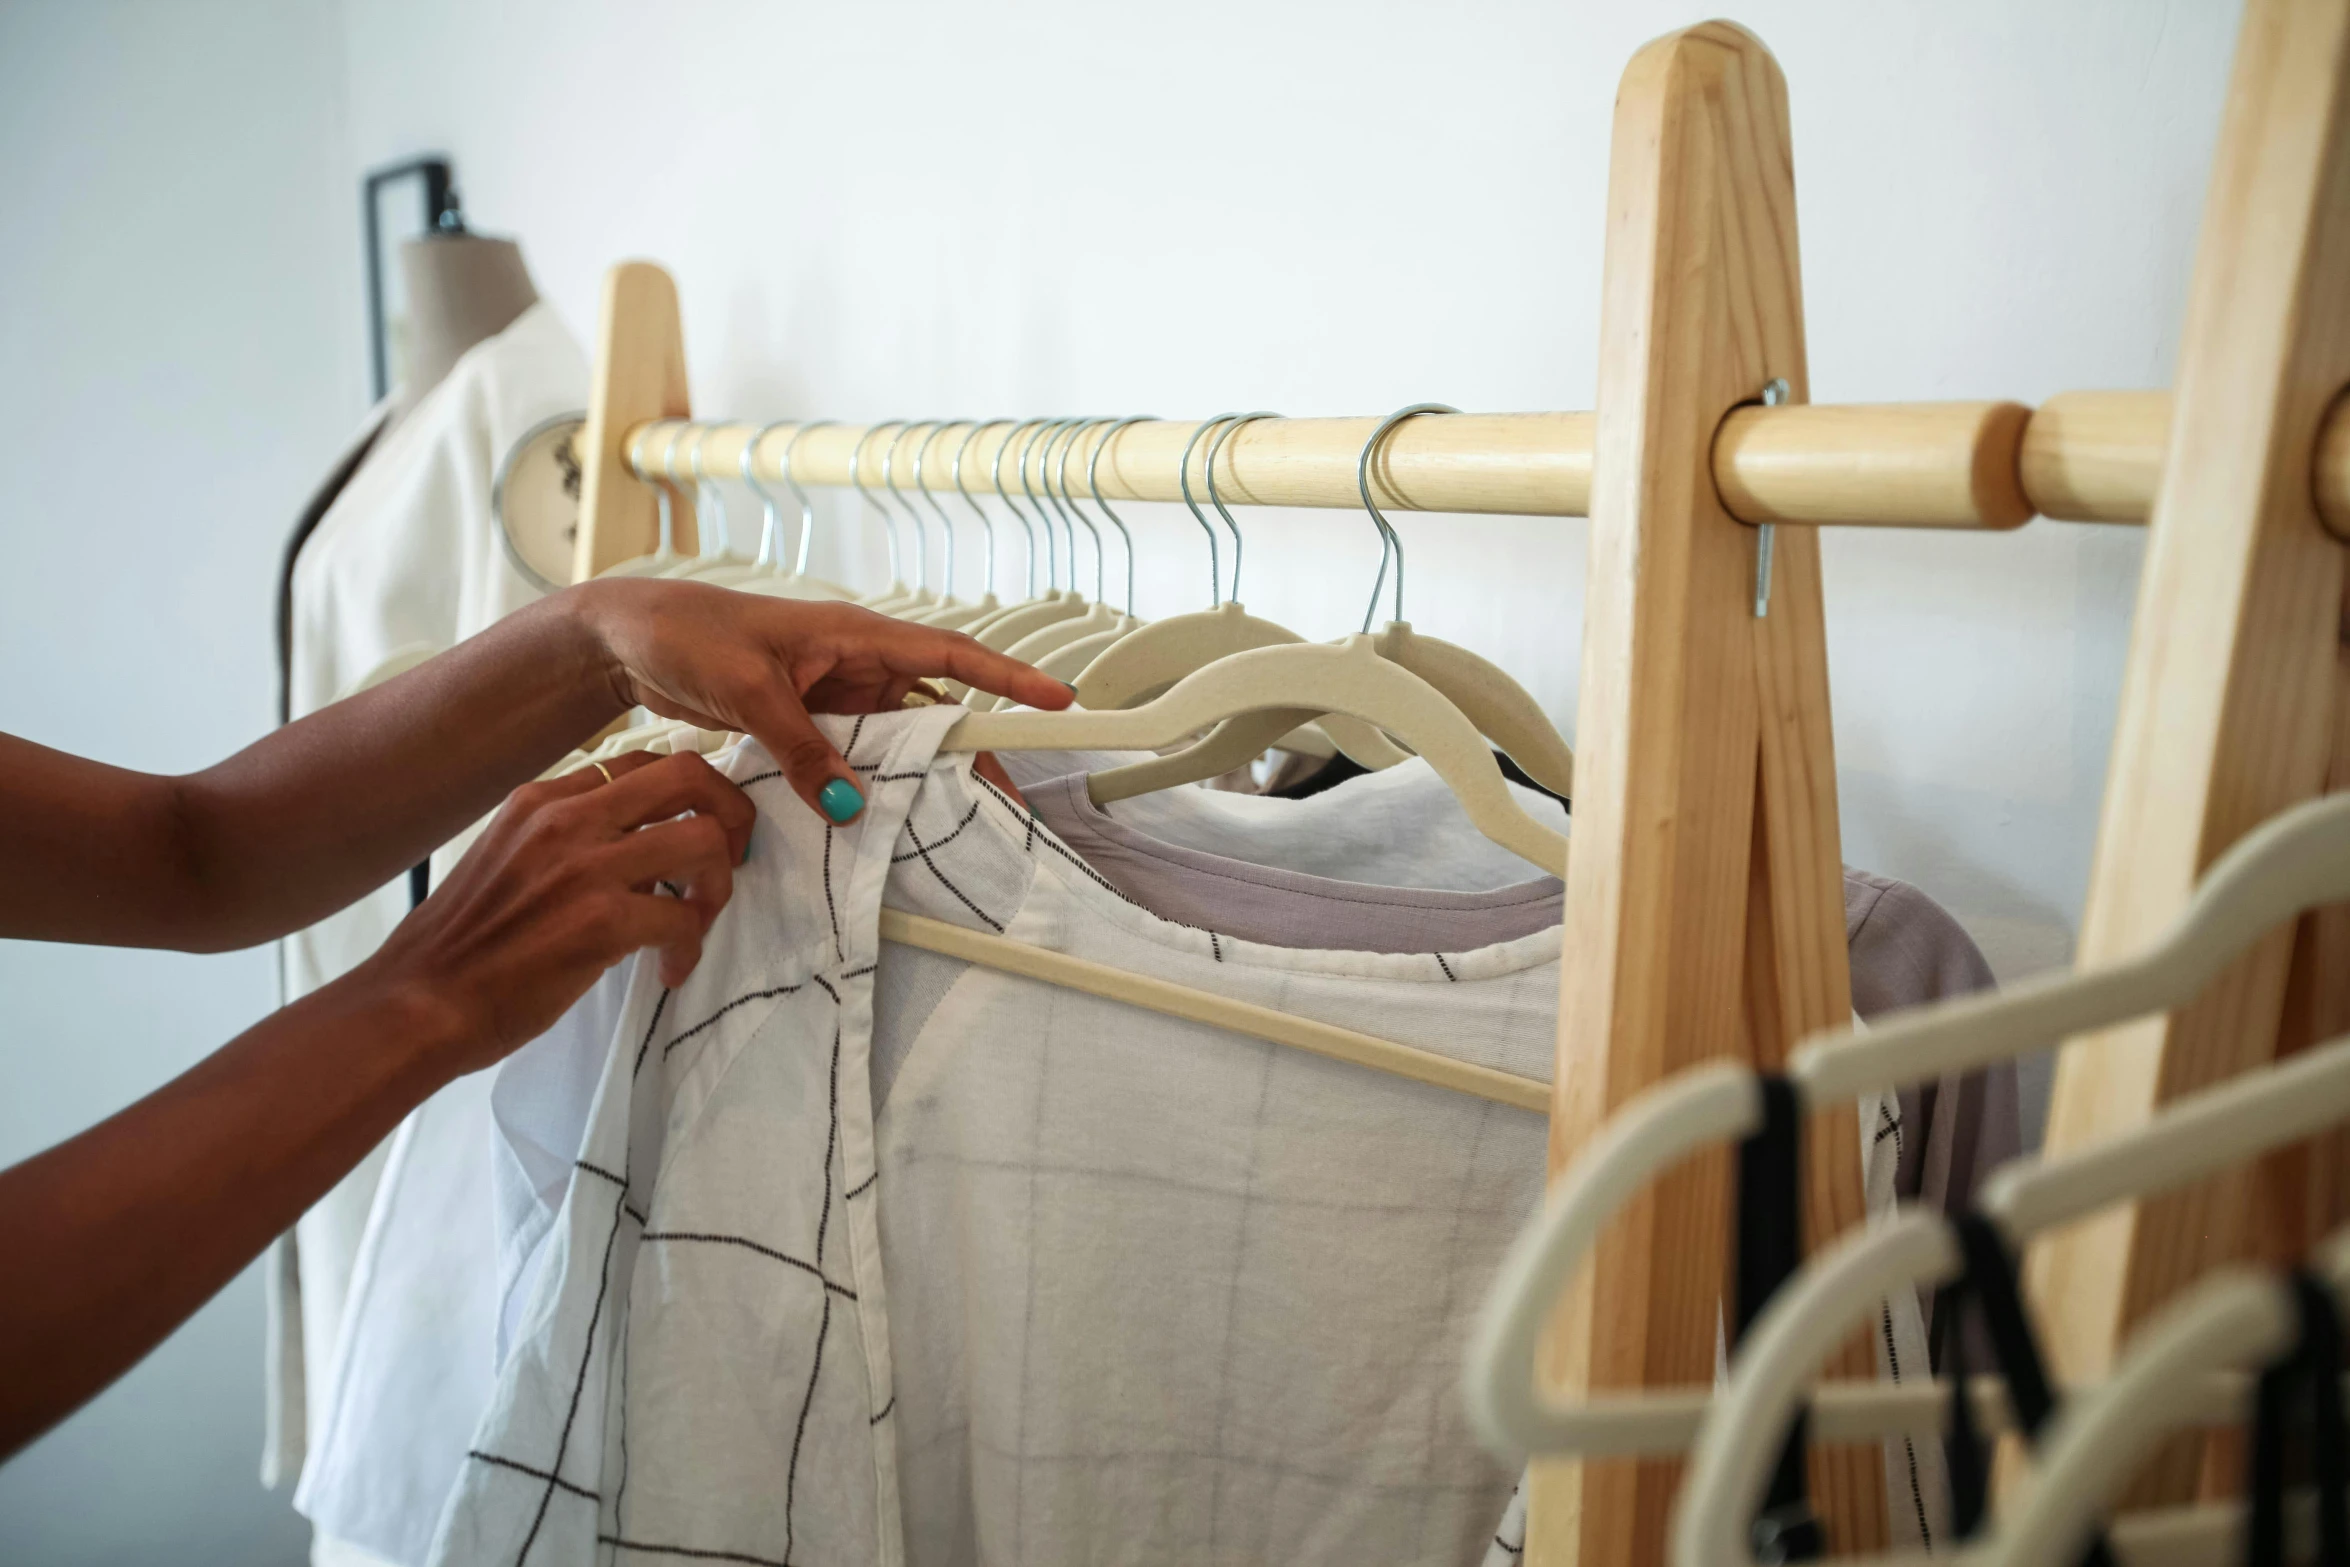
[1462,790,2350,1567]
[560,407,1586,1113]
[597,406,1576,872]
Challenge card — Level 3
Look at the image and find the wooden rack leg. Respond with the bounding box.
[2024,0,2350,1507]
[573,260,694,582]
[1529,22,1882,1565]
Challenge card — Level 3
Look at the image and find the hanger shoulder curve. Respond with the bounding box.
[1376,623,1574,796]
[943,637,1570,876]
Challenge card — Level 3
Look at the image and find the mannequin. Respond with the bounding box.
[391,221,539,422]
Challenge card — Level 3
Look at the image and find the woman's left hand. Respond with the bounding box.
[574,580,1070,824]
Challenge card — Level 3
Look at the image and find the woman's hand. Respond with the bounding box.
[357,748,755,1077]
[575,580,1071,824]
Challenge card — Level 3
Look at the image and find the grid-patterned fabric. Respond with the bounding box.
[444,717,1950,1566]
[433,709,961,1567]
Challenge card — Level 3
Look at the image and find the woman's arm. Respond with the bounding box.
[0,580,1069,951]
[0,747,754,1459]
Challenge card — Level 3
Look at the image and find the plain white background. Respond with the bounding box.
[0,1,2241,1560]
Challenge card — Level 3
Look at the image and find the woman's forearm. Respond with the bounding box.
[0,961,467,1459]
[1,590,626,951]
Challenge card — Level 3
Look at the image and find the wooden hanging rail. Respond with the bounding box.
[617,390,2350,532]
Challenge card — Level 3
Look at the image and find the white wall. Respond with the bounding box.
[0,0,2246,1557]
[0,2,359,1562]
[339,0,2238,1130]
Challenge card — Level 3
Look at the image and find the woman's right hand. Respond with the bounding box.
[356,748,754,1080]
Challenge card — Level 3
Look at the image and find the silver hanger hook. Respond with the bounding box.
[990,418,1046,599]
[777,420,835,575]
[1019,418,1070,593]
[628,421,680,556]
[850,420,907,585]
[685,425,731,559]
[914,422,964,600]
[882,420,935,592]
[1088,416,1153,616]
[1205,411,1277,603]
[1036,419,1087,599]
[740,421,795,569]
[1358,403,1456,631]
[953,419,1011,601]
[657,421,700,557]
[1058,418,1112,605]
[1178,414,1241,607]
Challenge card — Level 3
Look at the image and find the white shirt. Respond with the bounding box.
[271,300,585,1542]
[435,719,1940,1566]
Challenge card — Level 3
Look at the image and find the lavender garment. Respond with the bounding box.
[1020,769,2017,1224]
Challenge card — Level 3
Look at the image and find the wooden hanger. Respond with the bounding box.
[940,635,1569,875]
[1671,1031,2350,1567]
[1466,791,2350,1460]
[879,908,1549,1112]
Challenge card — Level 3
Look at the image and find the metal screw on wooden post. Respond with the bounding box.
[1754,378,1790,615]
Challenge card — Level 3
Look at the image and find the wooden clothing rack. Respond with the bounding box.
[568,4,2350,1561]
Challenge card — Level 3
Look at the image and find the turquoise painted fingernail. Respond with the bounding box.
[818,778,864,823]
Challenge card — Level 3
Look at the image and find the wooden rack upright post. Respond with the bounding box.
[2024,0,2350,1508]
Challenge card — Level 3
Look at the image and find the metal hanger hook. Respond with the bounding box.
[882,420,936,592]
[740,421,796,569]
[1178,413,1242,607]
[627,421,680,556]
[954,419,1012,601]
[1058,418,1113,605]
[1358,403,1457,632]
[849,420,908,585]
[914,422,965,600]
[991,418,1047,599]
[1089,416,1154,616]
[776,420,834,575]
[1205,411,1277,603]
[1036,419,1089,600]
[1019,418,1072,593]
[684,424,731,560]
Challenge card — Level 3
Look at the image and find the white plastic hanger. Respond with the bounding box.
[1463,790,2350,1461]
[939,634,1569,875]
[731,420,856,601]
[1671,1028,2350,1567]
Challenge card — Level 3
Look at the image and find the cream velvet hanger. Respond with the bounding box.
[1672,1028,2350,1567]
[1462,790,2350,1462]
[871,420,948,616]
[940,635,1569,875]
[1063,413,1409,767]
